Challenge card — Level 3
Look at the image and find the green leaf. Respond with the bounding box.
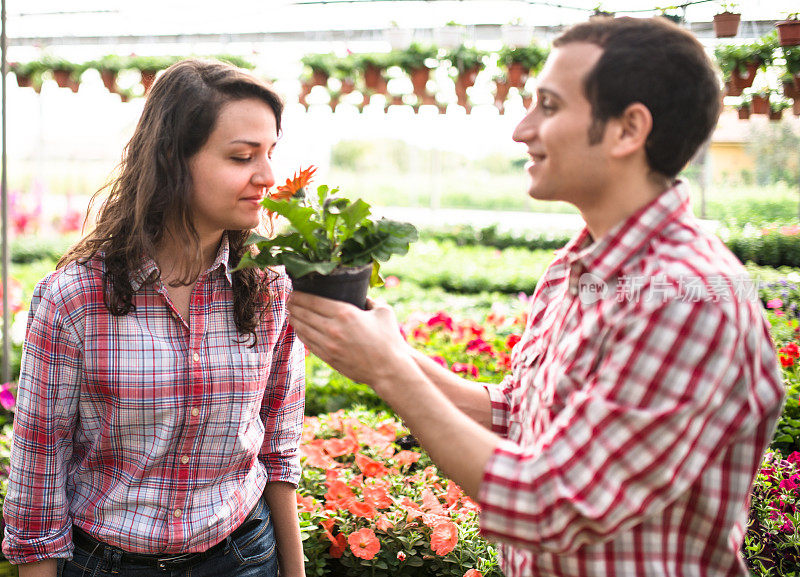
[282,252,338,278]
[260,198,319,249]
[245,231,271,245]
[316,184,330,206]
[339,199,372,234]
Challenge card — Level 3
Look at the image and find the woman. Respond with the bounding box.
[2,59,306,577]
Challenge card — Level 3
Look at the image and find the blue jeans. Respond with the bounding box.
[58,497,277,577]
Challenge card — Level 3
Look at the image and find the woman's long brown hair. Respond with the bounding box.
[59,58,284,345]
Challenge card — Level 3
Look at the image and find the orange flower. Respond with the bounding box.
[272,166,317,200]
[430,521,458,556]
[375,514,394,532]
[355,453,389,477]
[394,450,421,467]
[324,437,359,458]
[347,499,377,519]
[296,494,317,513]
[329,533,347,558]
[363,485,393,509]
[348,528,380,560]
[464,570,483,577]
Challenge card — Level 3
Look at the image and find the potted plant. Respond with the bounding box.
[215,54,256,70]
[749,89,771,115]
[41,55,80,90]
[10,60,46,92]
[238,167,418,309]
[776,13,800,47]
[783,45,800,89]
[715,35,775,94]
[91,54,130,94]
[497,44,548,89]
[332,54,358,94]
[736,100,751,119]
[713,2,741,38]
[131,55,177,94]
[356,53,390,94]
[446,44,486,109]
[393,43,438,99]
[301,53,336,87]
[769,98,790,120]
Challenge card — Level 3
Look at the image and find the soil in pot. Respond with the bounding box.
[289,264,372,310]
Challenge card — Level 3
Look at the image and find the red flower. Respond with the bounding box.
[348,528,380,560]
[506,334,521,350]
[782,342,800,358]
[429,355,449,368]
[451,362,479,378]
[296,494,317,513]
[376,514,394,531]
[780,354,795,368]
[430,521,459,555]
[329,533,347,558]
[397,551,407,562]
[355,453,389,477]
[466,338,494,356]
[427,312,454,331]
[324,437,359,457]
[787,451,800,464]
[464,570,483,577]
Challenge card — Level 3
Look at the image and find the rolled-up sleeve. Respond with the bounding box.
[483,377,514,437]
[477,297,770,553]
[3,278,83,564]
[258,279,305,487]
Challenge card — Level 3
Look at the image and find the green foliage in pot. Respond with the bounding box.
[215,54,256,70]
[130,55,179,73]
[301,53,337,77]
[445,44,487,75]
[497,43,549,74]
[391,42,439,72]
[238,167,418,284]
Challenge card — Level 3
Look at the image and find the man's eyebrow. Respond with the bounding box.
[536,87,562,101]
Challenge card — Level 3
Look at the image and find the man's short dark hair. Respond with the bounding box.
[554,17,722,179]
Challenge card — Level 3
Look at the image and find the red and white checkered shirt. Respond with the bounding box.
[2,237,305,564]
[479,182,785,577]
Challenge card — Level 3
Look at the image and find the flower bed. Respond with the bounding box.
[298,409,502,576]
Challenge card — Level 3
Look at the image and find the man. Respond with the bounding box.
[288,17,785,577]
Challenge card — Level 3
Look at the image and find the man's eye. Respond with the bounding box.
[232,157,251,163]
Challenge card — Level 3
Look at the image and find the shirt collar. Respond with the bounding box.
[129,234,233,292]
[560,180,692,282]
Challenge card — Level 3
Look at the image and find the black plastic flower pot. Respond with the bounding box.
[289,264,372,310]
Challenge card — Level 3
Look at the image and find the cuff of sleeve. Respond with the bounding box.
[483,383,511,437]
[2,526,73,565]
[261,454,301,487]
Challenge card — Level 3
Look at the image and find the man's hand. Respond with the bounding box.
[287,292,411,391]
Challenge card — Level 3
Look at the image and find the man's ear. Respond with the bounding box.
[608,102,652,159]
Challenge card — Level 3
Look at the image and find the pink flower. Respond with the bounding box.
[766,298,783,309]
[451,363,479,378]
[429,355,449,368]
[427,312,454,331]
[787,451,800,465]
[397,551,407,561]
[0,383,15,411]
[780,477,798,490]
[384,275,401,288]
[466,338,493,355]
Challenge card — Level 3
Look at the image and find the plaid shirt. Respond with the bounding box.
[2,237,305,564]
[479,182,785,577]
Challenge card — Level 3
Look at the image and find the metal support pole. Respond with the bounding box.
[1,0,9,383]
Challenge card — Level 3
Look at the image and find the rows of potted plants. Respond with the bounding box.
[10,53,255,97]
[298,42,547,113]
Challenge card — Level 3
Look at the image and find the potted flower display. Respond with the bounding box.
[10,60,46,92]
[130,55,177,94]
[713,2,741,38]
[91,54,131,94]
[446,44,486,109]
[750,89,771,115]
[715,36,775,95]
[736,100,751,120]
[769,98,791,120]
[392,43,438,99]
[497,44,548,89]
[301,53,337,87]
[776,13,800,47]
[356,53,391,95]
[333,54,358,95]
[237,167,418,309]
[783,45,800,89]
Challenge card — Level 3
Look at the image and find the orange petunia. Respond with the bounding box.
[430,521,459,556]
[375,514,394,532]
[272,166,317,200]
[348,528,381,560]
[363,485,393,509]
[464,570,483,577]
[329,533,347,558]
[324,437,359,458]
[394,450,421,467]
[347,499,378,519]
[355,453,390,478]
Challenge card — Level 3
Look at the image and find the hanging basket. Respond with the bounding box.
[363,64,386,93]
[776,19,800,47]
[506,62,529,89]
[140,70,157,94]
[52,69,72,88]
[100,69,118,93]
[713,12,741,38]
[409,67,430,98]
[730,62,759,91]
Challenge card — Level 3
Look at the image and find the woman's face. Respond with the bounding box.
[187,98,278,242]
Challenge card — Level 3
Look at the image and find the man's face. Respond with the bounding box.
[512,43,610,208]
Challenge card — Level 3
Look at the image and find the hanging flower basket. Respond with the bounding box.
[409,67,430,98]
[100,69,118,93]
[777,18,800,47]
[730,62,759,91]
[52,69,72,88]
[713,12,741,38]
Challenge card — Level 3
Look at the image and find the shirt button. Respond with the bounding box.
[173,509,182,518]
[191,407,200,417]
[192,352,200,363]
[181,455,190,464]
